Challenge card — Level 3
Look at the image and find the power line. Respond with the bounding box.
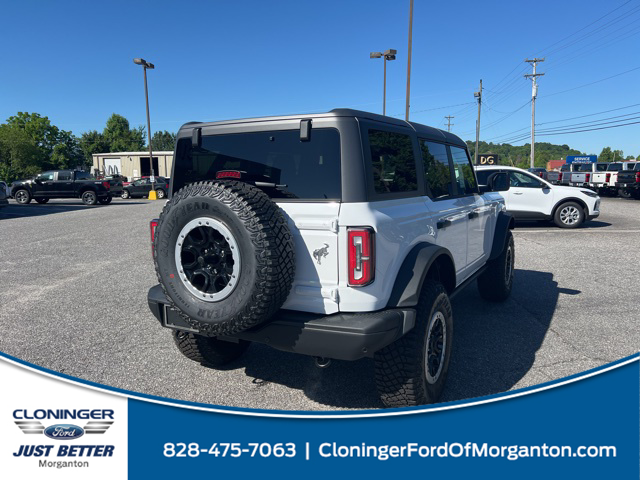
[542,65,640,98]
[502,120,640,142]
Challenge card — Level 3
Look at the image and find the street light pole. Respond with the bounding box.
[133,58,156,197]
[370,50,396,116]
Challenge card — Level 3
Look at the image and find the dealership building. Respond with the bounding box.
[91,151,174,180]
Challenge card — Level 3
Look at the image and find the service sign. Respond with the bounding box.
[478,154,500,165]
[566,155,597,164]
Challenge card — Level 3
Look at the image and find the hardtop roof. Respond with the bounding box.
[177,108,467,148]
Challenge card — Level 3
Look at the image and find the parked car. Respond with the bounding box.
[527,167,547,180]
[567,162,609,189]
[0,182,8,208]
[0,180,10,197]
[10,170,114,205]
[146,108,515,408]
[590,162,633,196]
[121,176,169,199]
[476,165,600,228]
[615,162,640,198]
[546,164,573,185]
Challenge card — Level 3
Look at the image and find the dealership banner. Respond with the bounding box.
[1,352,638,479]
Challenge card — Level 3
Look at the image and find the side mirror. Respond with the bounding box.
[481,172,510,192]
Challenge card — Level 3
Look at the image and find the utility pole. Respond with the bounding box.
[445,115,454,132]
[525,58,545,168]
[474,79,482,165]
[405,0,414,121]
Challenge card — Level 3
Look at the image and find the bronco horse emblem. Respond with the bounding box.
[313,243,330,265]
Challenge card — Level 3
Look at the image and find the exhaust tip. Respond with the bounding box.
[314,357,332,368]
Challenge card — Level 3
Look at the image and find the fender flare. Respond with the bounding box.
[489,211,515,261]
[386,243,455,308]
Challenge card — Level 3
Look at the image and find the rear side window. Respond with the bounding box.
[421,141,452,199]
[173,129,341,200]
[450,146,477,195]
[75,171,93,180]
[367,130,417,194]
[57,172,71,181]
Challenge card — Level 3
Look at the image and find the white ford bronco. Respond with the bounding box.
[147,109,515,408]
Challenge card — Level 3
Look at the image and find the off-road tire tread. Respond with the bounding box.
[154,180,295,336]
[173,331,250,367]
[477,231,514,302]
[374,280,452,407]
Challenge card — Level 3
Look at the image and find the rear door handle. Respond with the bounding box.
[436,219,452,230]
[513,191,523,195]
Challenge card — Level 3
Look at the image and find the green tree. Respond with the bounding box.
[151,130,177,151]
[0,124,42,181]
[599,147,613,162]
[103,114,145,152]
[5,112,60,159]
[79,130,109,164]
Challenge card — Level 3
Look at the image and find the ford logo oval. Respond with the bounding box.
[43,424,84,440]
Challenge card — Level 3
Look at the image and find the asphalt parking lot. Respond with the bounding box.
[0,197,638,410]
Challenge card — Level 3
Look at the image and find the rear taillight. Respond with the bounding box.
[585,173,590,182]
[606,173,611,183]
[102,181,110,189]
[636,172,640,183]
[558,173,563,182]
[150,219,159,255]
[348,227,375,286]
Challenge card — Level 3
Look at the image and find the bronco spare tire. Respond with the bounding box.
[154,181,295,336]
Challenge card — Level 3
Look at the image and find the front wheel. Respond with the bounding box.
[374,280,453,407]
[81,190,98,206]
[35,198,49,204]
[478,231,514,302]
[98,195,112,205]
[173,331,250,367]
[14,189,31,204]
[554,201,584,228]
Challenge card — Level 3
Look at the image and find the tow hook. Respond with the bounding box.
[314,357,332,368]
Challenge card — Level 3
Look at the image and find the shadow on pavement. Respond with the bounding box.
[515,220,612,229]
[0,200,147,219]
[213,268,573,410]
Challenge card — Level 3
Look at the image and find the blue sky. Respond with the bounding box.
[1,0,639,157]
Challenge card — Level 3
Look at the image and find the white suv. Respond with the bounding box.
[476,165,600,228]
[147,109,516,407]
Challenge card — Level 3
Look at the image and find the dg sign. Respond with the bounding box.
[566,155,597,164]
[478,154,499,165]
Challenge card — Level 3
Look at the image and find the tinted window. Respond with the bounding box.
[607,163,622,171]
[421,140,452,199]
[475,169,497,185]
[578,164,593,172]
[561,165,570,171]
[57,172,71,181]
[367,130,417,194]
[450,146,477,195]
[510,171,543,188]
[75,171,93,180]
[596,163,608,171]
[37,172,54,181]
[174,129,341,200]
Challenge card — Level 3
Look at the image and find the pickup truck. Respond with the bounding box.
[591,162,634,196]
[568,163,609,189]
[547,164,573,185]
[615,162,640,198]
[10,170,114,205]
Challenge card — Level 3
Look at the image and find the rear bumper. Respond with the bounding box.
[147,285,416,361]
